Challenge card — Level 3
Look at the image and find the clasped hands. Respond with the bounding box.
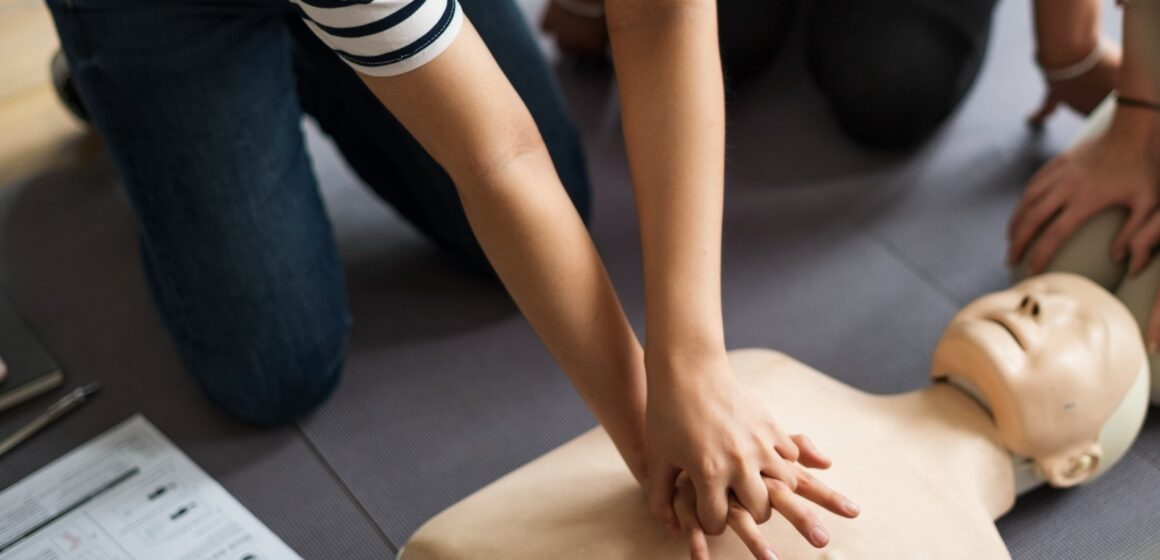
[641,353,860,560]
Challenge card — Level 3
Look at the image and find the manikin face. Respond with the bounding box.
[931,273,1145,487]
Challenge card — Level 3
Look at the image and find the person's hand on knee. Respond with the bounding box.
[670,435,860,560]
[1007,106,1160,274]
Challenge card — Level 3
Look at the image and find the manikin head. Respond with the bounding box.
[931,273,1149,488]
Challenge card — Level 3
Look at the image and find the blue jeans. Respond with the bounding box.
[46,0,590,426]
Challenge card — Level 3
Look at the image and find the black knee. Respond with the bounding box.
[805,1,992,149]
[717,0,800,84]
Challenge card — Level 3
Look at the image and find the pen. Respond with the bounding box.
[0,383,101,458]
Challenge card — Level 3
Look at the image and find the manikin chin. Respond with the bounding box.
[400,273,1150,560]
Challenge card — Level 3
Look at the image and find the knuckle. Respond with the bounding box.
[704,521,727,537]
[782,474,800,493]
[727,503,748,521]
[724,445,747,466]
[794,470,813,489]
[697,456,724,481]
[753,506,773,524]
[767,477,792,495]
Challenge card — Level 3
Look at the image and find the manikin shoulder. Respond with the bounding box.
[728,348,876,412]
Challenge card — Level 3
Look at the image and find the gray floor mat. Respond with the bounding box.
[0,160,394,560]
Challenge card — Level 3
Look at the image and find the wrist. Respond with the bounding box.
[1108,101,1160,151]
[644,340,730,383]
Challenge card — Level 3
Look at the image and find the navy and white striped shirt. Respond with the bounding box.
[292,0,464,77]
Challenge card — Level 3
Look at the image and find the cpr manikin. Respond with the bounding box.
[399,274,1149,560]
[1016,96,1160,403]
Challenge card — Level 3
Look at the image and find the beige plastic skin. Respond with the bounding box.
[931,273,1146,487]
[399,275,1147,560]
[1015,95,1160,403]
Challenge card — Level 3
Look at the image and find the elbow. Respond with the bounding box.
[443,116,548,188]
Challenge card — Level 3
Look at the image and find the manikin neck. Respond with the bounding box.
[937,376,1047,496]
[908,379,1037,519]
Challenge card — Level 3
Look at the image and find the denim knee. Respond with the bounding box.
[182,318,349,427]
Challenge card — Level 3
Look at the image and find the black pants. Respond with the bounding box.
[719,0,998,149]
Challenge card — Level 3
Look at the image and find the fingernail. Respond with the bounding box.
[843,500,861,516]
[763,549,778,560]
[810,526,830,547]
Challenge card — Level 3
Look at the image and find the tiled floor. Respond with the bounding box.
[2,1,1158,559]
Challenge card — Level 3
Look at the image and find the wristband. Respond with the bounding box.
[1039,39,1104,82]
[1117,95,1160,113]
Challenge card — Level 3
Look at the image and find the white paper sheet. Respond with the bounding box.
[0,415,302,560]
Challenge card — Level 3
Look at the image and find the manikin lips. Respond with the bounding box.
[985,315,1025,351]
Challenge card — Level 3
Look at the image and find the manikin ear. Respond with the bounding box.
[1036,442,1103,488]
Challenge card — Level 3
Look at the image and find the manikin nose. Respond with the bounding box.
[1018,294,1042,320]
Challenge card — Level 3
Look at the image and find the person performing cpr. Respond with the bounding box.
[44,0,847,556]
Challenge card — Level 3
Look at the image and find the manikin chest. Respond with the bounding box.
[401,350,1014,560]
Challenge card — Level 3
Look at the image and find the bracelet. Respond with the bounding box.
[1039,39,1104,82]
[1117,95,1160,112]
[554,0,605,18]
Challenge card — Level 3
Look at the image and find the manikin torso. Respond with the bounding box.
[402,350,1036,560]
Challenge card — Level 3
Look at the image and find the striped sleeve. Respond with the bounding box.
[292,0,464,77]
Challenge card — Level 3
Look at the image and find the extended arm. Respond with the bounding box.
[355,21,649,480]
[604,1,853,555]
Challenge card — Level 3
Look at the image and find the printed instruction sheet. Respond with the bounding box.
[0,415,302,560]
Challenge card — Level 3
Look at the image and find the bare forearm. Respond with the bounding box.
[1033,0,1102,65]
[1144,1,1160,91]
[357,23,647,479]
[461,152,649,478]
[1112,1,1160,145]
[606,0,728,371]
[1120,1,1159,102]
